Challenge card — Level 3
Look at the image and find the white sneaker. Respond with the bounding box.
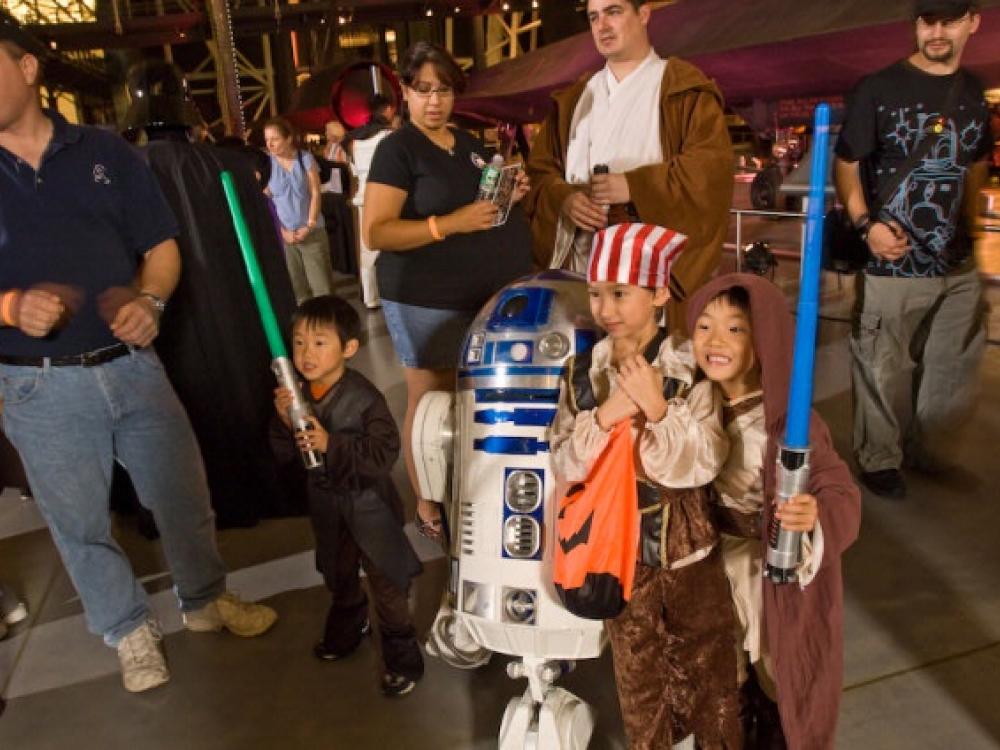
[182,592,277,637]
[0,582,27,625]
[117,621,170,693]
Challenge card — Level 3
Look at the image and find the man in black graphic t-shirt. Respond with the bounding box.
[835,0,991,498]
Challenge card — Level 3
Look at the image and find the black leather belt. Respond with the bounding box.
[0,343,132,368]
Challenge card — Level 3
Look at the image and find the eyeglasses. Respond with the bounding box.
[410,81,455,98]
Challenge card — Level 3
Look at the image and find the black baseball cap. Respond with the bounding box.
[913,0,978,20]
[0,12,47,57]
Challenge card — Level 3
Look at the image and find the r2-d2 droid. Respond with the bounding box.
[413,271,605,749]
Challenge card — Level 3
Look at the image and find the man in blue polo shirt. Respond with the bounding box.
[0,17,277,693]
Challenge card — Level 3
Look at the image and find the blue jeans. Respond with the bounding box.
[381,300,477,369]
[0,348,226,645]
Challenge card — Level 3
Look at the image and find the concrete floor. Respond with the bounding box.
[1,225,998,748]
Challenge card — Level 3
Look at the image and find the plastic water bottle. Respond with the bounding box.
[477,154,505,202]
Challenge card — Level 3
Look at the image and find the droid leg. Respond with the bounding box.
[499,658,595,750]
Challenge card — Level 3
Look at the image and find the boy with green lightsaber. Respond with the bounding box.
[223,173,425,695]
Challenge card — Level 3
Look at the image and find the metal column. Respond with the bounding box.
[205,0,244,138]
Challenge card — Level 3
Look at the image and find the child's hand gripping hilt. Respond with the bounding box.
[272,357,323,471]
[765,444,810,584]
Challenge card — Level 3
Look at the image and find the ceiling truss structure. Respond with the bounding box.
[3,0,549,132]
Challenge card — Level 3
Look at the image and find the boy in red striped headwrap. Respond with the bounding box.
[550,223,741,749]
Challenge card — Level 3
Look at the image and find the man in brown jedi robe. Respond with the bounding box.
[524,0,734,328]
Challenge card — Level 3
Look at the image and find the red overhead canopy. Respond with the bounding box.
[456,0,1000,124]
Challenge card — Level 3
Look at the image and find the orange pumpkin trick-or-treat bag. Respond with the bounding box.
[553,421,640,620]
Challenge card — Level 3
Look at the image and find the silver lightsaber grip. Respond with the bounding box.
[765,444,811,584]
[272,357,323,471]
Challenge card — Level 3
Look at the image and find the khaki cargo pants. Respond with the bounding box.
[851,263,987,472]
[283,226,335,304]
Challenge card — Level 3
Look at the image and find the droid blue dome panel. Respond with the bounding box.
[486,288,554,332]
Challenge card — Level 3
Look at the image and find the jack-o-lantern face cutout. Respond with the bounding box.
[557,485,594,554]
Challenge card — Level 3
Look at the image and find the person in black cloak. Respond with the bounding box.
[117,60,303,527]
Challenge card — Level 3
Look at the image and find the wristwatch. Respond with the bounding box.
[139,291,167,313]
[853,214,875,242]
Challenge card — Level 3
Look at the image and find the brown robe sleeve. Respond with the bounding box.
[524,81,587,269]
[763,413,861,750]
[624,83,734,305]
[804,416,862,566]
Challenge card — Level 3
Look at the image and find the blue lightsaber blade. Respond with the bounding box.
[765,103,831,584]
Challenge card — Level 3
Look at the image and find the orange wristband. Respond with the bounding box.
[0,290,21,328]
[427,215,445,241]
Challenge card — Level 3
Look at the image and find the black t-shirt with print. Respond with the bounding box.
[367,123,532,310]
[836,61,992,277]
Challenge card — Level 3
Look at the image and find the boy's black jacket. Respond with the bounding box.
[270,368,422,593]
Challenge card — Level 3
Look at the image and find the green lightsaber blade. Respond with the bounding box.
[220,171,287,358]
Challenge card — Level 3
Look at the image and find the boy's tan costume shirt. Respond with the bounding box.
[525,57,733,321]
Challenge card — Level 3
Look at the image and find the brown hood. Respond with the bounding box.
[687,273,795,435]
[660,56,725,102]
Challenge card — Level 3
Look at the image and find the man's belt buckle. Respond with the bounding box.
[80,349,102,367]
[79,344,128,367]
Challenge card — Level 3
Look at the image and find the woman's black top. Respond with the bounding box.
[367,123,533,311]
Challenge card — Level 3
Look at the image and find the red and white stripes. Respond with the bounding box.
[587,223,687,289]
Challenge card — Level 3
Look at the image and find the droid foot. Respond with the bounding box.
[424,604,491,670]
[499,686,595,750]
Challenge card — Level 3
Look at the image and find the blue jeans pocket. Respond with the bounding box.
[132,348,165,373]
[0,370,44,406]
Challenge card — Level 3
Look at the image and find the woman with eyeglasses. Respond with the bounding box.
[366,41,532,540]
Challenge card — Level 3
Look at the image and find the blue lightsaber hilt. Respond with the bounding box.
[766,444,811,583]
[765,103,830,584]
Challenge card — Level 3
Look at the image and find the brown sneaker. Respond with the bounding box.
[117,621,170,693]
[182,592,277,637]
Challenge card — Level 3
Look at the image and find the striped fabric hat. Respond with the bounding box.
[587,223,688,289]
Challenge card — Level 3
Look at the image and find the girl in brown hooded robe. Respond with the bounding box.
[687,274,862,750]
